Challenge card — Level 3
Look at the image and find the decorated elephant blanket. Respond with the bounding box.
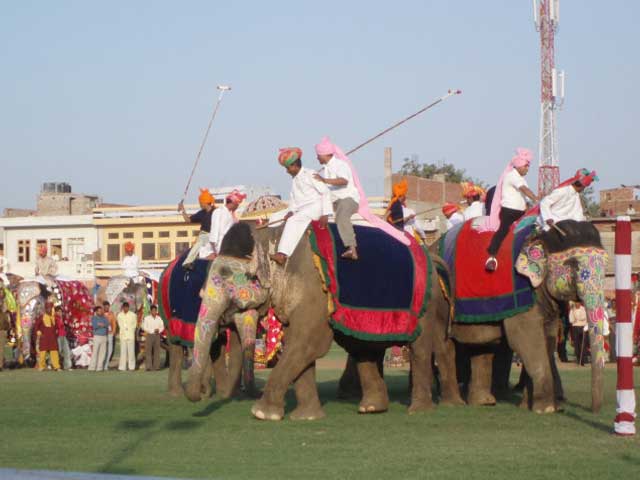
[309,222,431,343]
[437,218,536,324]
[158,251,209,347]
[52,280,94,344]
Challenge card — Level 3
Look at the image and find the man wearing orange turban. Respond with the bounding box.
[461,182,486,221]
[270,147,332,266]
[386,179,408,229]
[34,244,58,293]
[121,241,140,279]
[178,188,216,268]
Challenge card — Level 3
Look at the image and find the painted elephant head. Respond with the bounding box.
[105,276,148,315]
[516,220,608,411]
[16,280,46,363]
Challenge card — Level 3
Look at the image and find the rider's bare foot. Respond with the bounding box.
[269,252,287,266]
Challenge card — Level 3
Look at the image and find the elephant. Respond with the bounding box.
[104,276,148,316]
[244,221,462,421]
[14,280,45,365]
[440,219,608,413]
[184,223,269,402]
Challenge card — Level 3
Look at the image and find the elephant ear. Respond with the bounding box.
[516,241,547,288]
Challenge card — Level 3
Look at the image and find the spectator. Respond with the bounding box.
[103,301,117,370]
[569,301,589,366]
[626,204,637,216]
[88,305,109,372]
[54,306,72,371]
[142,305,165,371]
[0,291,10,371]
[117,302,138,371]
[35,301,61,371]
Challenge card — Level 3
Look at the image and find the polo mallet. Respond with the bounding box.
[345,89,462,156]
[180,85,232,206]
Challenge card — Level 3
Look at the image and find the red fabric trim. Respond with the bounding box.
[617,357,635,390]
[616,290,632,323]
[614,412,636,423]
[408,237,427,315]
[455,220,515,299]
[161,257,179,335]
[170,317,196,343]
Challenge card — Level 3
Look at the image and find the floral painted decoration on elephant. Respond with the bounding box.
[516,242,547,288]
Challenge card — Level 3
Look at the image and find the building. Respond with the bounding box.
[599,187,640,217]
[36,182,101,216]
[0,214,98,280]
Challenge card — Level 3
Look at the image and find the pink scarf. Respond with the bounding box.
[478,147,533,232]
[316,137,409,245]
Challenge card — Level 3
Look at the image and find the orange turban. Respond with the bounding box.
[124,241,135,253]
[461,181,485,199]
[442,203,460,218]
[278,147,302,167]
[198,188,215,205]
[392,179,408,198]
[38,245,48,257]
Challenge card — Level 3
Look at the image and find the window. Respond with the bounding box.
[143,232,154,239]
[177,231,188,238]
[175,242,190,255]
[18,240,30,262]
[158,243,171,260]
[141,243,155,260]
[67,238,85,261]
[123,232,134,239]
[107,244,120,262]
[159,231,170,238]
[50,239,62,259]
[108,232,119,240]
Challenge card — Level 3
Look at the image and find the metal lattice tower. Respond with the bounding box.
[534,0,564,196]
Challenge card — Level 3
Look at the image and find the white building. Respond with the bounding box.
[0,215,99,281]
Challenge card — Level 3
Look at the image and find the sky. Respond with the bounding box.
[1,0,639,211]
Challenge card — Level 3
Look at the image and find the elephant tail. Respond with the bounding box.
[431,254,455,337]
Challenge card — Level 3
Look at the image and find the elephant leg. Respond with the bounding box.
[467,350,496,406]
[290,362,326,420]
[212,329,240,399]
[547,334,565,403]
[184,291,228,402]
[168,344,184,396]
[252,318,333,421]
[200,353,214,399]
[337,354,362,399]
[407,334,434,413]
[430,312,465,406]
[503,315,555,414]
[232,310,260,398]
[357,353,389,413]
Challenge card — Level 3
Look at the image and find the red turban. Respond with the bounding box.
[124,242,135,253]
[38,245,48,257]
[278,147,302,167]
[442,203,460,218]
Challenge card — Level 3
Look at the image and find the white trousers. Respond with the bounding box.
[277,204,323,256]
[118,338,136,371]
[88,335,107,371]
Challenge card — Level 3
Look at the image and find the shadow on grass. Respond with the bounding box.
[192,398,233,418]
[560,409,612,434]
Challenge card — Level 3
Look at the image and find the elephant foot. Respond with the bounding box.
[201,382,213,399]
[358,396,389,414]
[532,401,557,414]
[290,404,326,421]
[439,392,466,407]
[408,399,434,414]
[467,390,496,406]
[251,399,284,421]
[184,381,203,403]
[168,385,184,397]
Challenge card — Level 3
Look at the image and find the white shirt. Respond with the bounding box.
[289,167,332,216]
[569,306,587,328]
[322,156,359,203]
[539,185,585,229]
[446,211,465,231]
[208,206,237,254]
[463,201,485,221]
[117,311,138,341]
[142,314,165,334]
[403,206,426,238]
[501,169,528,211]
[627,207,637,216]
[121,254,140,278]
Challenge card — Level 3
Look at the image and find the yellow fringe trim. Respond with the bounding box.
[311,252,335,315]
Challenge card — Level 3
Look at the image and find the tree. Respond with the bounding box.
[581,186,601,218]
[398,157,487,187]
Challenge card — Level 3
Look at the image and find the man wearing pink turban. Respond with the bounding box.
[539,168,597,231]
[207,189,247,257]
[484,148,538,271]
[313,136,360,260]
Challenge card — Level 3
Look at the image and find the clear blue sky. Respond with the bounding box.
[1,0,638,210]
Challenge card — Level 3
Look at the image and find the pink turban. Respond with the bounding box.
[315,136,335,156]
[511,147,533,168]
[226,189,247,204]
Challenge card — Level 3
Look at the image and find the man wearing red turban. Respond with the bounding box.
[442,203,464,231]
[539,168,597,230]
[121,241,140,279]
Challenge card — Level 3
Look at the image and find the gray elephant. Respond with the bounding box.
[104,276,148,316]
[245,221,461,421]
[183,223,269,402]
[15,280,45,365]
[439,219,608,413]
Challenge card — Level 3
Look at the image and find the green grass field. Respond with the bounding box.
[1,349,639,480]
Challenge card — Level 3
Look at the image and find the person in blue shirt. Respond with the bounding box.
[88,305,109,371]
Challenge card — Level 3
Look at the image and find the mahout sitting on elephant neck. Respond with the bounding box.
[538,220,602,254]
[219,223,255,259]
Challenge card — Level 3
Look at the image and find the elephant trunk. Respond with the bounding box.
[576,252,608,413]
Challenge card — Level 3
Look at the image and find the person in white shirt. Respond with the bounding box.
[142,305,165,371]
[626,204,637,216]
[484,148,538,271]
[461,182,486,221]
[539,169,597,230]
[121,242,140,279]
[442,203,464,231]
[569,301,589,365]
[313,137,360,260]
[208,189,247,257]
[270,147,332,266]
[117,302,138,371]
[402,204,427,242]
